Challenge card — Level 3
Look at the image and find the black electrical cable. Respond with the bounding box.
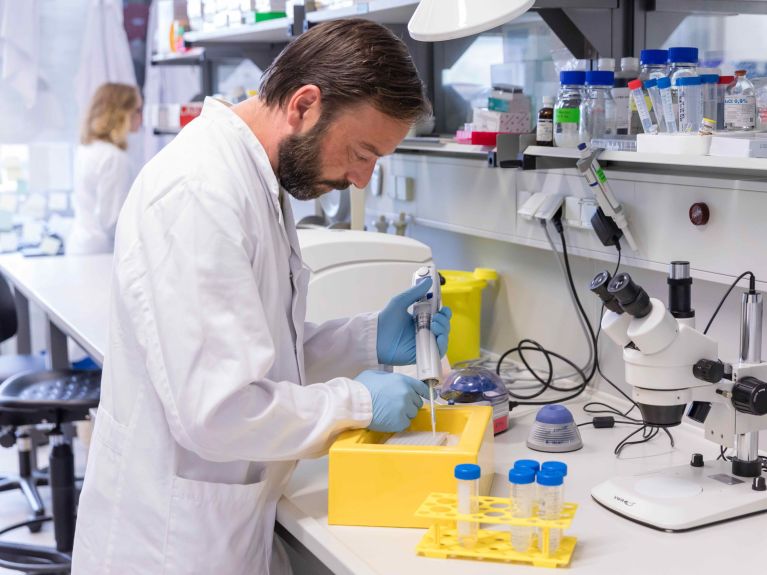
[703,271,756,334]
[614,424,675,456]
[0,516,51,538]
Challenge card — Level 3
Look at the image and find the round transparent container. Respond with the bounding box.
[554,71,586,148]
[579,70,616,144]
[508,467,536,552]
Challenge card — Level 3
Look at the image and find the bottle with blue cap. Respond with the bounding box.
[668,46,699,117]
[554,70,586,148]
[537,469,565,554]
[579,70,616,144]
[508,467,536,552]
[454,463,480,548]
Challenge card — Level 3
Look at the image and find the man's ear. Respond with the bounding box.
[285,85,322,132]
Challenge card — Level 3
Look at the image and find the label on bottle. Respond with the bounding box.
[536,118,553,143]
[724,95,756,129]
[613,89,630,131]
[554,108,579,124]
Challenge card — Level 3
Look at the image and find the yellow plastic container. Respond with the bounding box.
[441,268,498,364]
[328,405,494,528]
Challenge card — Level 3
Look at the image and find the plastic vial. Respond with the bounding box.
[554,71,586,148]
[579,70,616,143]
[614,57,639,135]
[657,77,677,133]
[717,75,735,130]
[508,467,536,552]
[725,69,756,131]
[644,79,666,132]
[699,117,716,136]
[514,459,541,474]
[667,46,699,121]
[700,74,719,129]
[536,96,555,146]
[455,463,480,548]
[597,57,615,72]
[628,79,657,134]
[537,470,564,555]
[541,461,568,478]
[677,76,703,132]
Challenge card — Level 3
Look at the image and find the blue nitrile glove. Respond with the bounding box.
[376,277,453,366]
[356,370,430,432]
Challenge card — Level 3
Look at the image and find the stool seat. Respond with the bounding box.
[0,354,46,383]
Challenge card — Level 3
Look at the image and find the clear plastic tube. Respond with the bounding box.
[455,464,480,548]
[677,77,703,132]
[645,79,666,132]
[657,77,677,133]
[508,467,536,552]
[537,471,564,554]
[628,80,656,134]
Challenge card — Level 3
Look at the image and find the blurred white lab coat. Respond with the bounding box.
[67,141,132,255]
[71,98,376,574]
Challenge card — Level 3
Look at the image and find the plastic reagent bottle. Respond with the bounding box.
[644,79,665,132]
[537,470,565,555]
[514,459,541,473]
[597,57,615,72]
[537,96,555,146]
[580,70,616,143]
[541,461,568,478]
[628,79,657,134]
[554,71,586,147]
[657,76,677,133]
[725,69,756,131]
[677,76,703,132]
[508,467,536,552]
[455,463,480,548]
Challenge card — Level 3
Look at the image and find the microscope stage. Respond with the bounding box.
[591,459,767,531]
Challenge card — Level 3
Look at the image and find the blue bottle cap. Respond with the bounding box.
[537,471,564,487]
[514,459,540,472]
[700,74,719,84]
[640,49,668,66]
[534,404,575,425]
[508,467,536,485]
[667,47,698,64]
[585,70,614,86]
[675,76,701,86]
[656,76,672,89]
[542,461,568,477]
[560,70,586,86]
[455,463,481,481]
[644,78,657,89]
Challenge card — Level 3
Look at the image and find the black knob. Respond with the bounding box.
[753,477,766,492]
[732,377,767,416]
[607,273,653,319]
[693,359,726,383]
[0,427,16,448]
[589,271,623,314]
[690,453,704,467]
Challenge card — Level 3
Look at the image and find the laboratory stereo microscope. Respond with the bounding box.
[589,262,767,531]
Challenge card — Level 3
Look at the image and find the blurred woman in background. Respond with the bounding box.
[67,82,142,254]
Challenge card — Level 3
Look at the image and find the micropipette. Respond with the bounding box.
[412,266,443,436]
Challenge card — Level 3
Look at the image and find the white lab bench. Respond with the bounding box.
[0,254,765,575]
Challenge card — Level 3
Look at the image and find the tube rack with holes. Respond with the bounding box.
[414,493,578,568]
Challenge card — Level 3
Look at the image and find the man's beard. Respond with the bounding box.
[277,118,351,200]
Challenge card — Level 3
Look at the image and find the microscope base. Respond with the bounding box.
[591,459,767,531]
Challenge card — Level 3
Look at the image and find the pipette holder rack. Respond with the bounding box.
[414,492,578,568]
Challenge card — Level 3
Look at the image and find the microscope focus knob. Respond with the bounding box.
[732,377,767,416]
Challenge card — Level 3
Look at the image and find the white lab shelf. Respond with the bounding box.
[306,0,419,24]
[396,138,490,160]
[183,17,291,44]
[151,47,206,65]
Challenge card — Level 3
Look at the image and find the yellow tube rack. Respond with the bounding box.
[414,492,578,568]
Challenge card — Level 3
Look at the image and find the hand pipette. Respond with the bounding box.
[412,266,443,436]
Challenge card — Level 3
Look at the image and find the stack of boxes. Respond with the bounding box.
[187,0,287,33]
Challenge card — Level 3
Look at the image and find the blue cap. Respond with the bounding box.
[534,404,575,425]
[585,70,614,86]
[667,47,698,64]
[514,459,540,473]
[537,471,564,487]
[560,70,586,86]
[542,461,568,477]
[700,74,719,84]
[508,467,536,485]
[675,76,701,86]
[455,463,481,481]
[644,78,657,89]
[656,76,671,89]
[640,49,668,66]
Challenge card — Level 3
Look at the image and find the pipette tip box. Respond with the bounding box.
[328,405,494,528]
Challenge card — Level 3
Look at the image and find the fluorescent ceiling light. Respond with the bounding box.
[408,0,535,42]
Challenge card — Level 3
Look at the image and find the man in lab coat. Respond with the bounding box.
[72,18,450,575]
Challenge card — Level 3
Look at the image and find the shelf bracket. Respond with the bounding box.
[535,8,599,60]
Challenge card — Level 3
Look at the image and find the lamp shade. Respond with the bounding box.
[408,0,535,42]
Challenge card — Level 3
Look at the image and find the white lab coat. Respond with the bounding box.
[71,98,376,574]
[67,141,132,255]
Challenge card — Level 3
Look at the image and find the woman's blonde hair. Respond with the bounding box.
[81,83,140,150]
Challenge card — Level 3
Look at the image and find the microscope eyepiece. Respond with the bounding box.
[589,271,623,314]
[607,272,653,318]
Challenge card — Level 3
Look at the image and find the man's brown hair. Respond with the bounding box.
[259,19,430,123]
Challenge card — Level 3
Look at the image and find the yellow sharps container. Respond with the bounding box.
[440,268,497,364]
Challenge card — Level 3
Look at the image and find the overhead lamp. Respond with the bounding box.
[408,0,535,42]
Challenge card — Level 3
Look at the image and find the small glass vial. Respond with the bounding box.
[676,76,703,133]
[536,96,555,146]
[508,467,536,552]
[579,70,616,143]
[537,470,564,555]
[725,69,756,131]
[554,71,586,148]
[455,463,480,548]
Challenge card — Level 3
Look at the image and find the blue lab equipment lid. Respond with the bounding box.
[700,74,719,84]
[508,467,536,485]
[440,367,508,405]
[542,461,568,477]
[585,71,614,86]
[514,459,541,472]
[534,404,575,425]
[657,76,671,89]
[675,76,701,86]
[537,470,564,486]
[667,47,698,64]
[644,78,657,89]
[560,71,586,86]
[640,49,668,66]
[455,463,481,481]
